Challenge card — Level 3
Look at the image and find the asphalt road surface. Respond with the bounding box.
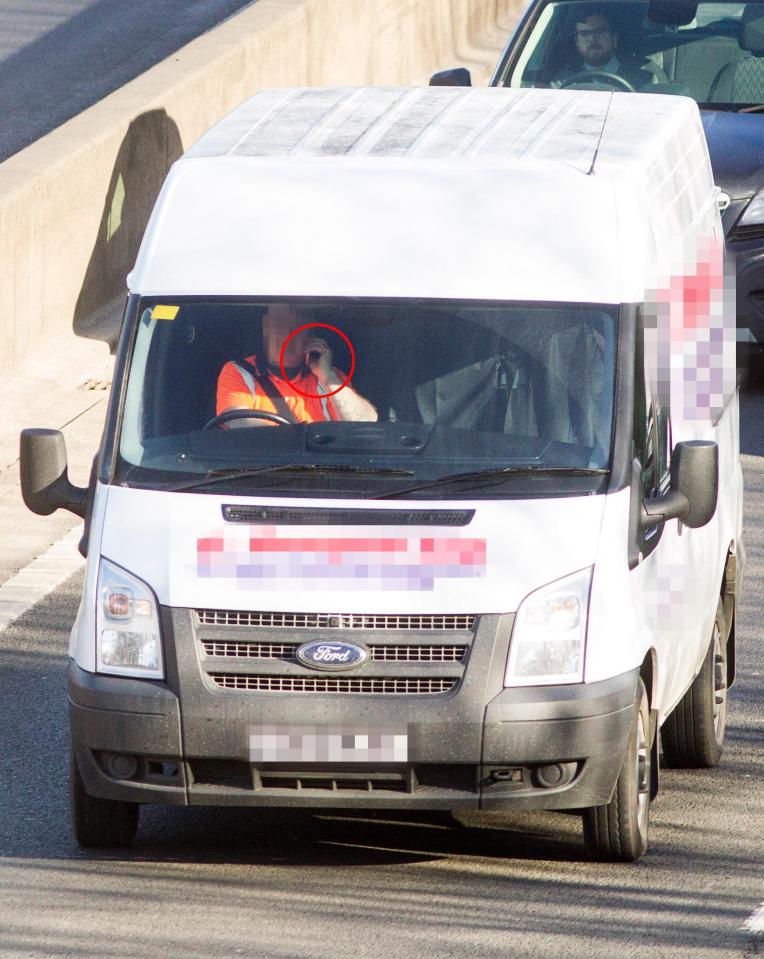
[0,393,762,958]
[0,0,255,162]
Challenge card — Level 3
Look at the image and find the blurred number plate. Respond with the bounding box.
[248,724,408,763]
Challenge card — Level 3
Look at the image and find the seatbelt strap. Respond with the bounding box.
[494,355,511,432]
[239,359,300,425]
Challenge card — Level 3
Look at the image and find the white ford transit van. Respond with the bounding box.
[21,87,744,861]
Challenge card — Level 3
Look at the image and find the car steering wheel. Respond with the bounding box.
[559,71,636,93]
[203,409,294,430]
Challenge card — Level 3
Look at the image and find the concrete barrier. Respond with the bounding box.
[0,0,522,376]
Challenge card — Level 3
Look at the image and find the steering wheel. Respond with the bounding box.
[559,71,636,93]
[203,409,294,430]
[641,59,670,85]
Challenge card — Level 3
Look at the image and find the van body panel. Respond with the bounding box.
[131,157,625,304]
[93,487,608,618]
[69,480,110,673]
[585,485,655,685]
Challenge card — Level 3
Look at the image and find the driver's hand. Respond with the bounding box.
[305,337,334,385]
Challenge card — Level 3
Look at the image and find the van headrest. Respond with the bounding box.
[742,3,764,55]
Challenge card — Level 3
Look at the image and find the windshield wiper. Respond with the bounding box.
[170,464,415,493]
[739,104,764,114]
[378,466,608,499]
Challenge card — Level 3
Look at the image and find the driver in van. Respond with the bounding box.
[216,303,377,425]
[552,8,658,90]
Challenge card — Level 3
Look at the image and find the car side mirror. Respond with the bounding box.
[20,428,87,518]
[429,67,472,87]
[642,440,718,530]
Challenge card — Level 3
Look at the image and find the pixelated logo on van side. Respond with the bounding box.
[196,528,487,591]
[645,236,736,422]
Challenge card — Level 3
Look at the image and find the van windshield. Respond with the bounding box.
[115,299,617,499]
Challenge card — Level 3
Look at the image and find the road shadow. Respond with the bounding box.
[124,803,586,867]
[73,110,183,350]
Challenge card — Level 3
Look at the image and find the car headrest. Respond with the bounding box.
[743,3,764,54]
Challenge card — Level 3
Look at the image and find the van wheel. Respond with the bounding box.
[582,678,650,862]
[661,599,726,769]
[70,750,139,848]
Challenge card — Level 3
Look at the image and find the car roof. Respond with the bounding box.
[129,87,712,303]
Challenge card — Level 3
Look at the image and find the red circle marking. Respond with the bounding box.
[279,323,356,400]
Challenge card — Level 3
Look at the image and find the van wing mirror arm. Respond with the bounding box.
[628,458,656,569]
[641,490,690,527]
[628,457,674,569]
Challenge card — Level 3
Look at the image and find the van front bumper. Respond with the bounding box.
[69,661,638,811]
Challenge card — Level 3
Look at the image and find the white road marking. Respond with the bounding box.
[744,900,764,948]
[0,525,85,630]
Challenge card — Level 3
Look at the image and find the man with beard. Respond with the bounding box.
[554,8,657,90]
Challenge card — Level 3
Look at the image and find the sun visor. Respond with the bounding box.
[742,4,764,54]
[647,0,698,25]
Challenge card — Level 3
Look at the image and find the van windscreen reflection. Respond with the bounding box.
[116,299,617,499]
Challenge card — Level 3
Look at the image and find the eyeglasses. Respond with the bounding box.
[575,27,612,41]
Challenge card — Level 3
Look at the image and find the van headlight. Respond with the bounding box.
[96,558,164,679]
[504,567,592,687]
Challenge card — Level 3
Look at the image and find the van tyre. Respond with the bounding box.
[70,750,139,848]
[661,599,727,769]
[583,678,651,862]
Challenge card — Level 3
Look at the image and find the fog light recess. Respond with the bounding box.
[103,753,140,780]
[533,762,577,789]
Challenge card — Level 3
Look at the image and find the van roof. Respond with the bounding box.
[183,86,692,171]
[130,87,713,302]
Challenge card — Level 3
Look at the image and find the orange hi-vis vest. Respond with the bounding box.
[216,355,341,423]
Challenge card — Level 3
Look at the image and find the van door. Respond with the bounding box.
[635,308,714,716]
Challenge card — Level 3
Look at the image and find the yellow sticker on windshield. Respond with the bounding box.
[152,304,179,320]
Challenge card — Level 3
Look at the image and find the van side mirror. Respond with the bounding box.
[20,429,87,518]
[628,440,718,568]
[642,440,718,530]
[429,68,472,87]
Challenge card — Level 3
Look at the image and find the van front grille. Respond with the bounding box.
[196,610,475,631]
[203,641,298,659]
[371,645,466,662]
[209,674,457,695]
[201,640,467,662]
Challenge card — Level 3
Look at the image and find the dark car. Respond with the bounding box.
[432,0,764,369]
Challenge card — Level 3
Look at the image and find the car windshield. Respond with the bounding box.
[500,0,762,108]
[115,299,617,499]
